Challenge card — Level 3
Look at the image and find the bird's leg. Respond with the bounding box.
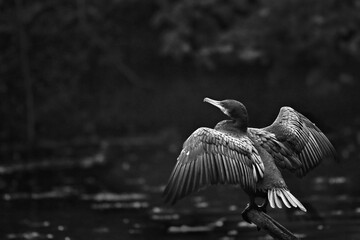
[242,197,269,225]
[241,197,257,224]
[259,197,268,213]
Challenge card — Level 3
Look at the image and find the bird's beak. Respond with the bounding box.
[204,97,227,113]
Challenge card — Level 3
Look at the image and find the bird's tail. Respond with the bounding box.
[267,188,307,212]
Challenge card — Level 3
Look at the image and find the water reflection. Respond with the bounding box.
[1,144,360,240]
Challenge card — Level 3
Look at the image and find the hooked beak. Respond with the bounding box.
[204,97,228,115]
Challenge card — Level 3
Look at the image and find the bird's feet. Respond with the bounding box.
[259,200,268,214]
[242,203,264,231]
[241,201,268,226]
[241,203,252,224]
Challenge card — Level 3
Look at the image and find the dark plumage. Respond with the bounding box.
[163,98,336,215]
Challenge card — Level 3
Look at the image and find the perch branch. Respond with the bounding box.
[244,209,299,240]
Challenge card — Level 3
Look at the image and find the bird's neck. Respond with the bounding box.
[215,119,248,133]
[233,118,248,132]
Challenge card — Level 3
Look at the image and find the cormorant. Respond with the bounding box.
[163,98,336,219]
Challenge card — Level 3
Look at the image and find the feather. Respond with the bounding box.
[277,189,291,208]
[273,190,283,208]
[228,157,237,183]
[202,154,210,184]
[283,190,307,212]
[268,190,275,208]
[208,154,217,184]
[252,165,258,182]
[282,190,297,207]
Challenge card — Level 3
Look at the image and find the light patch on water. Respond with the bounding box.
[355,208,360,214]
[219,236,235,240]
[314,176,348,185]
[168,224,214,233]
[82,192,147,202]
[192,196,209,208]
[314,176,326,184]
[167,217,226,233]
[143,184,164,193]
[21,219,50,228]
[341,144,356,159]
[57,225,65,231]
[151,213,180,221]
[238,221,256,228]
[122,162,130,171]
[336,194,350,201]
[91,201,149,210]
[125,177,146,185]
[258,233,307,240]
[129,223,145,234]
[30,187,76,200]
[228,205,238,211]
[129,229,142,234]
[313,177,327,191]
[313,176,348,191]
[7,232,53,240]
[328,177,347,184]
[293,210,307,216]
[92,227,109,233]
[0,152,106,175]
[195,201,209,208]
[257,234,274,240]
[331,210,344,216]
[80,153,106,168]
[294,233,307,238]
[151,206,180,220]
[213,217,225,227]
[192,196,206,203]
[317,224,325,230]
[227,229,238,235]
[151,207,163,213]
[3,187,78,201]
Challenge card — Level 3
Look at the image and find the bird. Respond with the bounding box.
[163,97,336,221]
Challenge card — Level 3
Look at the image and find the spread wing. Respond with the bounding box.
[248,128,302,171]
[248,107,336,177]
[163,127,265,204]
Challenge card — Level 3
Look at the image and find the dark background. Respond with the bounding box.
[1,0,360,239]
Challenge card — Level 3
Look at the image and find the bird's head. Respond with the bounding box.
[204,97,248,128]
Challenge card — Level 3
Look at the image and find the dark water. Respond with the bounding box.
[1,136,360,240]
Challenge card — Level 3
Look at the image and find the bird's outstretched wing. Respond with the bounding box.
[163,127,265,204]
[248,107,336,177]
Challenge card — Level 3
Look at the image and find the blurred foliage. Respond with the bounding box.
[1,0,360,144]
[1,0,158,142]
[155,0,360,80]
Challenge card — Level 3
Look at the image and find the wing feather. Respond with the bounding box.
[163,127,264,204]
[186,160,196,193]
[248,107,336,177]
[268,190,275,208]
[208,154,217,184]
[274,190,283,208]
[277,190,291,208]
